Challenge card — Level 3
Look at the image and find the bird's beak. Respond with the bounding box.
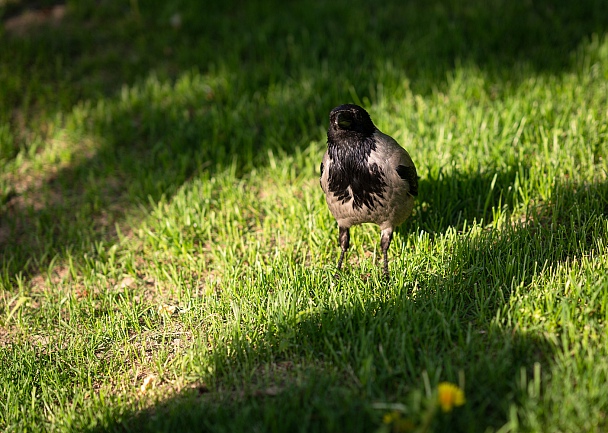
[336,113,351,129]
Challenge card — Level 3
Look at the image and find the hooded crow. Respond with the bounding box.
[320,104,418,278]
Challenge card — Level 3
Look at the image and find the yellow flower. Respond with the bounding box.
[437,382,465,412]
[383,410,401,424]
[382,411,415,432]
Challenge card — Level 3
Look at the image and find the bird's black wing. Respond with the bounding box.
[319,162,324,188]
[396,165,418,196]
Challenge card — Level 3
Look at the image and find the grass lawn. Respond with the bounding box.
[1,0,608,431]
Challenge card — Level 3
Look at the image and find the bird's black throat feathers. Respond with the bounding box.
[326,132,387,211]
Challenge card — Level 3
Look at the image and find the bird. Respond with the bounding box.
[319,104,418,279]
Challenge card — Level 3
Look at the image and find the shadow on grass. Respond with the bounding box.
[2,0,608,281]
[80,180,607,433]
[409,165,523,235]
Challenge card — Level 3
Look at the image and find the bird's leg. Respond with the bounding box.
[335,227,350,275]
[380,228,393,279]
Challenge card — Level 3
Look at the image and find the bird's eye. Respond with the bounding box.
[337,113,352,129]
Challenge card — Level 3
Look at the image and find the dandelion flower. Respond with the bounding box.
[383,410,401,424]
[437,382,465,412]
[382,410,415,432]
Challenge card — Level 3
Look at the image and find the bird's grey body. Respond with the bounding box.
[321,130,416,230]
[320,104,417,278]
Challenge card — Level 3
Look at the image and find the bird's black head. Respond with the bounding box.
[327,104,376,143]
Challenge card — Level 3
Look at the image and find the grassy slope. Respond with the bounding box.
[1,0,608,431]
